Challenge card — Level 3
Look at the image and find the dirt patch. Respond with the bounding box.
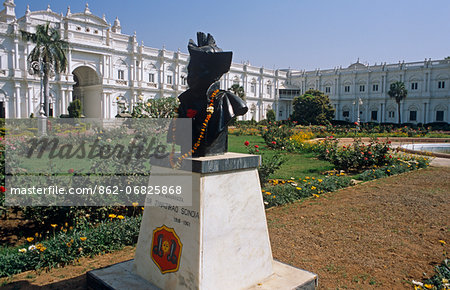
[267,167,450,289]
[0,246,135,289]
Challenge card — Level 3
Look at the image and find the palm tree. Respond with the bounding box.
[228,84,245,100]
[388,81,408,124]
[21,23,69,117]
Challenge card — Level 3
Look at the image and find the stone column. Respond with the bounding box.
[15,84,21,118]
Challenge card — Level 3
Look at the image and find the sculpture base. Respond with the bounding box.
[87,260,318,290]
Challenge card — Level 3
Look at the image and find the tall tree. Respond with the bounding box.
[228,84,245,100]
[291,89,335,125]
[388,81,408,124]
[21,23,69,117]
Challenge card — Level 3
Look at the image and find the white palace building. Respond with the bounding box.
[0,1,449,124]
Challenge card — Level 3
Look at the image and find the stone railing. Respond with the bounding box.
[116,80,128,85]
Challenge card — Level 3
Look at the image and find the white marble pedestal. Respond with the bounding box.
[87,153,317,290]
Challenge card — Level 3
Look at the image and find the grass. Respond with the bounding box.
[228,134,334,179]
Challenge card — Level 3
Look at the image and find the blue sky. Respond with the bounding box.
[14,0,450,70]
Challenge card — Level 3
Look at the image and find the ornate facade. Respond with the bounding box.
[284,60,450,124]
[0,1,448,123]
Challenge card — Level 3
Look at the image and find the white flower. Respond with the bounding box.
[18,248,27,253]
[28,245,37,251]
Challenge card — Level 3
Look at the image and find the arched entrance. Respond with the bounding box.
[72,66,102,118]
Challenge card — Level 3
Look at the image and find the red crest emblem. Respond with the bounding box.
[151,225,183,274]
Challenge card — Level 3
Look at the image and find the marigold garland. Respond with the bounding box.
[170,89,219,168]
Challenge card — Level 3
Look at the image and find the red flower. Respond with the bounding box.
[354,122,358,125]
[244,141,250,146]
[389,155,392,158]
[0,186,5,193]
[68,169,74,174]
[387,141,391,144]
[272,141,276,145]
[186,109,198,118]
[368,151,372,155]
[364,157,368,161]
[256,149,259,152]
[254,145,259,148]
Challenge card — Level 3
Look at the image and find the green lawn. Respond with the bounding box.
[228,134,334,180]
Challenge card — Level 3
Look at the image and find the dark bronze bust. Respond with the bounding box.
[172,32,248,157]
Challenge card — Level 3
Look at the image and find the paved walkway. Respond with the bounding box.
[429,157,450,167]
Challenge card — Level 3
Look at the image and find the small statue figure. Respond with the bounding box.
[171,32,248,159]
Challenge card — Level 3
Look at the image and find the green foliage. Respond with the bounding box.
[262,175,352,208]
[291,90,335,125]
[421,259,450,290]
[228,84,245,100]
[315,137,393,172]
[67,99,82,118]
[266,109,276,123]
[260,122,296,151]
[243,141,286,184]
[0,215,142,277]
[131,97,179,118]
[388,81,408,124]
[21,23,69,117]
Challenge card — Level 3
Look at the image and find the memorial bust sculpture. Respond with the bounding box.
[171,32,248,159]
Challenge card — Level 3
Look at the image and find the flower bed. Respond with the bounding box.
[0,215,142,277]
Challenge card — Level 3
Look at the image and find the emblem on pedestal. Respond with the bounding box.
[151,225,183,274]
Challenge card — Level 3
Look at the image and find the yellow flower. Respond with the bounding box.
[305,177,310,179]
[424,284,433,289]
[387,169,390,172]
[266,192,272,195]
[39,246,47,252]
[18,248,27,253]
[35,232,39,237]
[312,177,315,180]
[132,202,139,207]
[340,172,345,176]
[141,207,145,210]
[36,243,43,250]
[66,242,72,247]
[109,214,117,219]
[261,189,265,193]
[296,187,302,190]
[26,237,34,243]
[272,195,276,198]
[51,224,57,228]
[80,237,87,241]
[442,278,448,283]
[439,240,446,245]
[313,194,319,198]
[311,186,316,190]
[117,215,125,220]
[318,179,323,182]
[65,222,68,227]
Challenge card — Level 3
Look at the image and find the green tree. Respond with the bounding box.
[266,109,276,123]
[228,84,245,100]
[21,23,69,117]
[67,99,82,118]
[291,89,335,125]
[388,81,408,124]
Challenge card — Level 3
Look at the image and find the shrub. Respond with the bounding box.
[262,175,351,208]
[67,99,82,118]
[131,97,179,118]
[261,123,296,151]
[243,141,286,184]
[316,137,393,172]
[0,215,142,277]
